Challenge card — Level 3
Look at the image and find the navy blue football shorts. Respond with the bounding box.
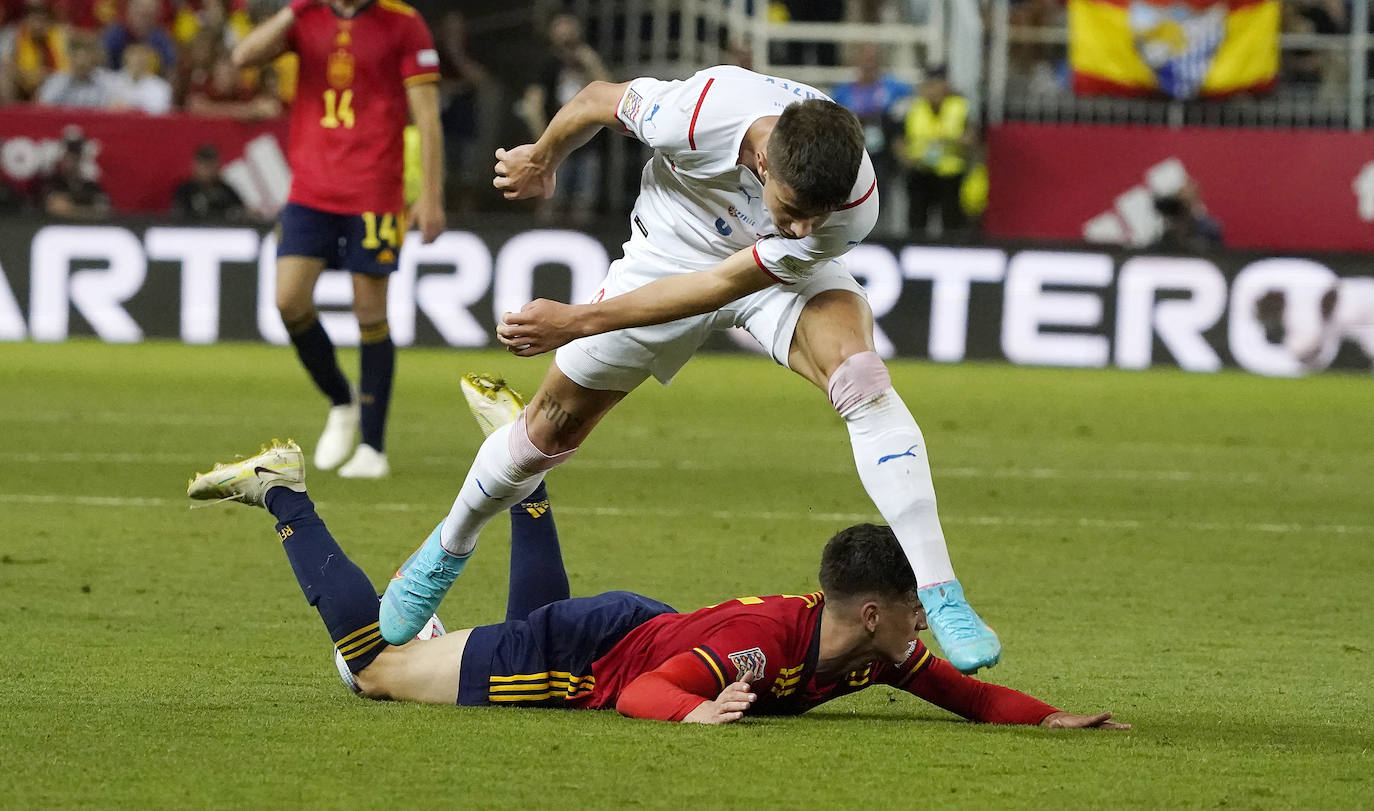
[457,591,676,707]
[276,202,404,275]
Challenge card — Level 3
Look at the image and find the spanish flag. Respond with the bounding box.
[1069,0,1279,99]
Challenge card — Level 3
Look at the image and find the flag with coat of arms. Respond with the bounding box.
[1068,0,1279,99]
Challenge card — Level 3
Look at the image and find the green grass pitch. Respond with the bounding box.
[1,340,1370,808]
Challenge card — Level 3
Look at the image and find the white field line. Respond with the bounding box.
[0,410,1366,462]
[0,450,1347,486]
[2,492,1371,536]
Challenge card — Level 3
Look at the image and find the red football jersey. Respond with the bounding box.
[285,0,437,214]
[573,592,932,713]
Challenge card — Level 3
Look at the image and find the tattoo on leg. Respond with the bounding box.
[533,396,586,436]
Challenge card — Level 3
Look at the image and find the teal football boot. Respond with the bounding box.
[379,521,470,644]
[918,580,1001,673]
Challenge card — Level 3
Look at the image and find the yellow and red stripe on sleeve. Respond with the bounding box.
[690,646,729,691]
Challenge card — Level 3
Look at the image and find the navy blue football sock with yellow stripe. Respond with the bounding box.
[265,488,387,673]
[288,316,352,407]
[358,320,394,452]
[505,482,570,622]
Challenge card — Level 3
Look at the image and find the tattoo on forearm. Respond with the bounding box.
[533,396,586,436]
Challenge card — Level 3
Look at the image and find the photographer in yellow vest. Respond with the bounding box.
[901,65,974,239]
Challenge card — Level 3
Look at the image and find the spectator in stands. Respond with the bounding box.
[1008,0,1068,96]
[830,43,910,233]
[172,0,251,51]
[0,0,67,103]
[185,47,279,120]
[436,9,497,214]
[172,143,245,220]
[174,28,214,106]
[35,28,116,107]
[103,0,175,74]
[520,13,611,226]
[40,126,110,220]
[901,65,974,239]
[48,0,119,30]
[110,41,171,113]
[1151,180,1222,253]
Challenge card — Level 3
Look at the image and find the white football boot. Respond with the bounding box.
[460,373,526,437]
[186,439,306,508]
[314,399,359,471]
[338,443,389,479]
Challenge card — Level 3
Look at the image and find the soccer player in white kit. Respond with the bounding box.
[381,65,1002,673]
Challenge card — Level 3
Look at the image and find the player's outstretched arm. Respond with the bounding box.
[232,2,298,69]
[496,247,774,356]
[906,655,1130,729]
[494,80,629,201]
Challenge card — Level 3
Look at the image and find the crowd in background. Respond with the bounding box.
[0,0,286,115]
[0,0,1245,244]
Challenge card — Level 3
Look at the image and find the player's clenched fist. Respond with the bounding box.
[497,299,581,356]
[493,145,557,200]
[683,680,757,725]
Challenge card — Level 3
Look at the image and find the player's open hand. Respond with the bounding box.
[494,145,557,200]
[683,680,757,725]
[497,299,582,356]
[412,196,445,244]
[1039,711,1131,730]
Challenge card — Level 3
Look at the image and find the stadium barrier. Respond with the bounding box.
[985,123,1374,253]
[0,217,1369,376]
[0,107,290,217]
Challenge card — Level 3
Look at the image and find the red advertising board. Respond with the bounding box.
[985,122,1374,252]
[0,106,289,214]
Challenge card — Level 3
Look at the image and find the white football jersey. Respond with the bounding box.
[612,65,879,286]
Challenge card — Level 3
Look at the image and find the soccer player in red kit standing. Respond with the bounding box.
[233,0,445,479]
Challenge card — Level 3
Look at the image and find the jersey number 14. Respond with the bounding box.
[321,88,356,129]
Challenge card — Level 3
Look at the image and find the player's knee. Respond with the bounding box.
[276,297,315,331]
[827,350,891,418]
[351,664,392,701]
[352,299,387,326]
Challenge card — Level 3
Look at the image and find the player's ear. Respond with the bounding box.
[861,600,881,633]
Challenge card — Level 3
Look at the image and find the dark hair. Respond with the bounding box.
[818,523,917,601]
[767,99,865,213]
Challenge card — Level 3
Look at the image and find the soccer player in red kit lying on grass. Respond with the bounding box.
[188,436,1127,729]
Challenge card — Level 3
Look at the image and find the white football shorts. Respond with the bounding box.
[554,254,866,392]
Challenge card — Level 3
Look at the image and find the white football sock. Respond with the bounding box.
[842,390,957,587]
[829,352,957,589]
[439,417,574,556]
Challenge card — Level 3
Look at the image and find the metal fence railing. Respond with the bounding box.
[988,0,1373,130]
